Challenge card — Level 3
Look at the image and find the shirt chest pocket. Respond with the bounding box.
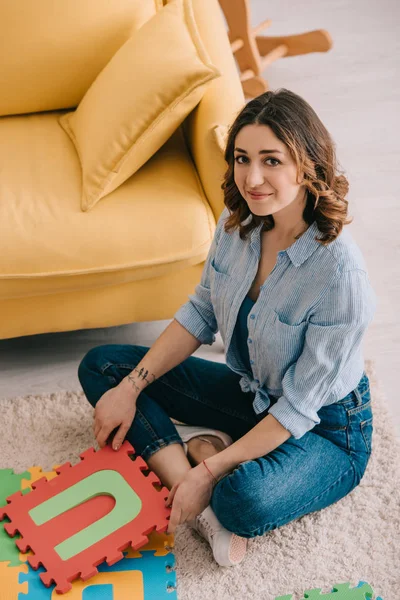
[271,311,308,373]
[210,259,231,335]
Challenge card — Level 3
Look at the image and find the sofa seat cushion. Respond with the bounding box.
[0,111,217,300]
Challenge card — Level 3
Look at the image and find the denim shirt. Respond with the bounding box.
[174,207,377,439]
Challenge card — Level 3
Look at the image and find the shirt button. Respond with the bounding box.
[248,338,252,343]
[250,360,254,365]
[250,314,255,319]
[255,379,259,383]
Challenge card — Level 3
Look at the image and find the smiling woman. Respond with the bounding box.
[221,88,351,245]
[78,87,377,574]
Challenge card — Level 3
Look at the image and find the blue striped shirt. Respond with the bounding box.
[174,207,377,439]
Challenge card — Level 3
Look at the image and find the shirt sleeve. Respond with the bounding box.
[173,208,228,345]
[268,268,378,439]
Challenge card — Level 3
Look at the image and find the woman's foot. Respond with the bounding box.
[188,505,248,567]
[173,424,233,466]
[186,435,226,466]
[173,423,247,566]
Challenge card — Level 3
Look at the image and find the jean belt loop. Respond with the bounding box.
[353,386,363,406]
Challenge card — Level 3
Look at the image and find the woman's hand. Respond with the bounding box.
[165,462,215,534]
[94,378,138,451]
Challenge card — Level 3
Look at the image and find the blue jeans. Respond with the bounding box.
[78,344,373,539]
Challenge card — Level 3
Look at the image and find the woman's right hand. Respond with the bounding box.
[94,378,139,451]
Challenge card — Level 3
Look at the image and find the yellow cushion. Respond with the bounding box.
[0,112,216,300]
[0,0,162,118]
[58,0,221,212]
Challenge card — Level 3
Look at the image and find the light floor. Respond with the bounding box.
[0,0,399,437]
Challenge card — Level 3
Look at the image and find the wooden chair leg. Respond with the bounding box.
[242,75,269,100]
[255,30,333,59]
[219,0,333,99]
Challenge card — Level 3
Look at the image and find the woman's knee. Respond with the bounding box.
[78,344,151,407]
[210,463,276,538]
[77,344,142,384]
[78,344,109,368]
[77,345,105,385]
[77,344,125,405]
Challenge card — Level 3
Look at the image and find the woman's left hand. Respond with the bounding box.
[165,462,215,534]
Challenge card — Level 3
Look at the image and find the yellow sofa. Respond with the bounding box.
[0,0,244,340]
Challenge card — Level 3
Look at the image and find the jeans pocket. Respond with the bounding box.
[347,399,373,459]
[315,402,348,430]
[360,416,373,454]
[313,403,349,452]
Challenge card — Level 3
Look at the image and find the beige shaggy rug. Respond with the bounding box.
[0,358,398,599]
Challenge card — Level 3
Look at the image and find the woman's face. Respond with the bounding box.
[233,124,306,219]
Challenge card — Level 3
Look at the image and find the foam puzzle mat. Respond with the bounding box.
[0,445,177,599]
[0,453,384,600]
[274,581,384,599]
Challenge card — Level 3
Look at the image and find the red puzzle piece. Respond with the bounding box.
[0,441,170,594]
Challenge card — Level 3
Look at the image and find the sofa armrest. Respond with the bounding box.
[181,0,245,224]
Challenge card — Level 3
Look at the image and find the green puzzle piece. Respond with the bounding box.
[303,582,374,599]
[0,468,31,566]
[274,581,377,600]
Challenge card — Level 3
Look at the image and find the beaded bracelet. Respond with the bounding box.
[202,459,218,484]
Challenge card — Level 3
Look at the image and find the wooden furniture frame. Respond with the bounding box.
[218,0,333,99]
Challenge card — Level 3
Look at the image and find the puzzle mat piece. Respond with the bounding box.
[0,560,28,599]
[74,577,139,600]
[18,565,143,599]
[24,466,174,558]
[302,581,377,599]
[0,443,171,593]
[274,581,383,600]
[81,584,114,599]
[21,467,60,490]
[349,581,383,600]
[0,469,31,566]
[21,466,174,557]
[17,550,176,600]
[13,515,174,562]
[99,550,176,600]
[0,466,114,565]
[126,530,174,558]
[6,463,173,545]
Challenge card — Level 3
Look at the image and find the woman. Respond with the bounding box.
[78,89,377,568]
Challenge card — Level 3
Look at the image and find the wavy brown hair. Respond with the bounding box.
[221,89,352,245]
